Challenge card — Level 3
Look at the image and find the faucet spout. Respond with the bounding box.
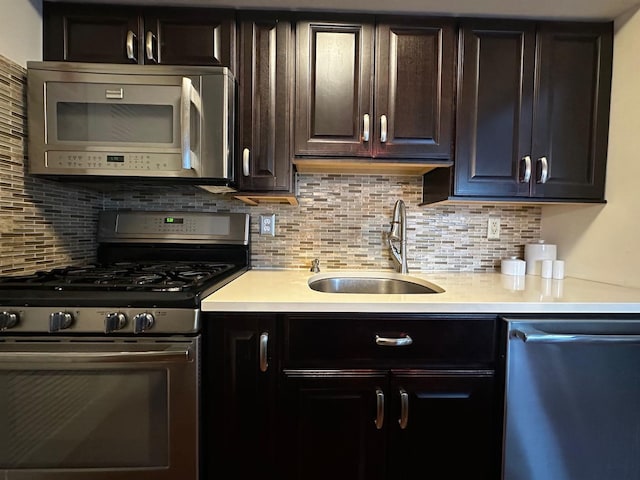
[388,200,408,274]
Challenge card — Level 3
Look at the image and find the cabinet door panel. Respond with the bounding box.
[295,20,374,156]
[43,3,141,64]
[455,23,535,197]
[388,372,499,480]
[375,20,454,159]
[145,9,235,66]
[238,17,292,191]
[531,23,612,199]
[203,315,277,480]
[280,371,386,480]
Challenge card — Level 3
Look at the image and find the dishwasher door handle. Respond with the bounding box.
[512,326,640,344]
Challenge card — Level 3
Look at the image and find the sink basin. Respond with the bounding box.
[308,272,445,295]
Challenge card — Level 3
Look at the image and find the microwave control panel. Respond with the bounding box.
[44,151,182,171]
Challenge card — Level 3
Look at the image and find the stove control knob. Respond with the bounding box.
[105,312,127,333]
[133,313,155,334]
[0,311,19,330]
[49,311,74,332]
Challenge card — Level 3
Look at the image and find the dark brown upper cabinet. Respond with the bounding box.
[236,15,294,195]
[43,2,235,68]
[424,20,613,204]
[144,9,235,67]
[294,16,455,173]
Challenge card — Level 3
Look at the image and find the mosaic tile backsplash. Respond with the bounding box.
[1,54,541,275]
[104,177,541,271]
[0,55,101,275]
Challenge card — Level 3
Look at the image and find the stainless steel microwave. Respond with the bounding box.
[26,61,236,188]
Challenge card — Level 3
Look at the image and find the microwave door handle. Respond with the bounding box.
[180,77,203,173]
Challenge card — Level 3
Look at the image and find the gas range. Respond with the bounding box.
[0,210,250,335]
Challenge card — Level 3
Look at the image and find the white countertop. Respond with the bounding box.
[201,270,640,314]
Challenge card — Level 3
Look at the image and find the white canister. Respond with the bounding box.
[501,257,526,276]
[524,240,557,276]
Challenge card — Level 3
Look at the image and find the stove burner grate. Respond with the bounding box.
[0,262,236,292]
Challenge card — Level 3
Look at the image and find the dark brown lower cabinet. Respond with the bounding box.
[205,313,500,480]
[202,314,278,480]
[280,369,497,480]
[279,314,500,480]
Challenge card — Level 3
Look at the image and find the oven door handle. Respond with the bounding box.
[0,348,192,363]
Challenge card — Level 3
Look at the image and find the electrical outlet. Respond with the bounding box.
[487,218,500,240]
[259,214,276,236]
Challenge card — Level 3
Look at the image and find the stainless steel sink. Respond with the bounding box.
[308,272,445,294]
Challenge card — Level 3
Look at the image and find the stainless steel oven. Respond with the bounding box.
[0,336,199,480]
[0,211,251,480]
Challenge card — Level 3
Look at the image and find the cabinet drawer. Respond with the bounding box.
[283,315,497,368]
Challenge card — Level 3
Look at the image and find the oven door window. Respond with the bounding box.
[0,338,198,478]
[0,369,169,469]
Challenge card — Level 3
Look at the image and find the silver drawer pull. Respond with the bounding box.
[375,388,385,430]
[375,334,413,347]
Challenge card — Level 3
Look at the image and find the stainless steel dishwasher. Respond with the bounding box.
[502,317,640,480]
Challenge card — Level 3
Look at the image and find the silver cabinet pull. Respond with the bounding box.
[180,77,202,172]
[146,31,156,62]
[375,334,413,347]
[520,155,532,183]
[399,388,409,429]
[537,156,549,183]
[213,26,222,63]
[259,332,269,372]
[375,388,385,430]
[363,114,370,142]
[380,114,388,143]
[126,30,137,62]
[242,148,250,176]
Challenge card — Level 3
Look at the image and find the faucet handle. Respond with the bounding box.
[310,258,320,273]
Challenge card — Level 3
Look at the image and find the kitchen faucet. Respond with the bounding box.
[388,199,408,274]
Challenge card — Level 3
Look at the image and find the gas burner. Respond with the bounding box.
[151,281,188,292]
[133,274,166,285]
[177,271,214,282]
